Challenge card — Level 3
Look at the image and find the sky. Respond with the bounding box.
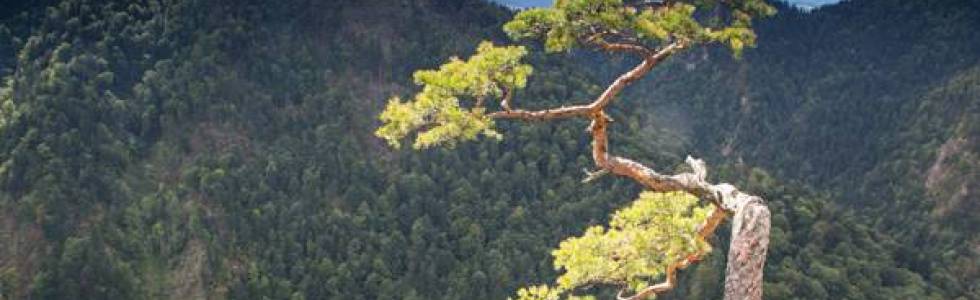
[492,0,843,9]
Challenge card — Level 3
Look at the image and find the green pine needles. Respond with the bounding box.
[504,0,774,56]
[515,192,711,300]
[376,42,532,149]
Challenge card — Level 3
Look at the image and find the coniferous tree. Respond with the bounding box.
[377,0,776,298]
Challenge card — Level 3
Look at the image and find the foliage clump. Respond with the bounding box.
[515,191,712,300]
[379,0,776,151]
[376,42,532,149]
[503,0,775,56]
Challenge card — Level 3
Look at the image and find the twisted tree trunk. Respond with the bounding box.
[489,43,771,300]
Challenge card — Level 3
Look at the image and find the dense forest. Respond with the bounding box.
[0,0,976,299]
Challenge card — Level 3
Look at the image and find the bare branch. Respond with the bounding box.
[488,105,592,120]
[582,168,610,183]
[592,39,653,56]
[589,42,684,112]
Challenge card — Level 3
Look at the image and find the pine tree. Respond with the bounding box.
[377,0,776,299]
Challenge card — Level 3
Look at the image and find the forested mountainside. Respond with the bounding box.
[0,0,975,300]
[628,0,979,297]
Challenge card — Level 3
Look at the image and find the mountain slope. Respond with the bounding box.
[0,0,976,299]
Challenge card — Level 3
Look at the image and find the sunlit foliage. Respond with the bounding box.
[503,0,775,56]
[515,192,711,299]
[376,42,532,149]
[379,0,775,150]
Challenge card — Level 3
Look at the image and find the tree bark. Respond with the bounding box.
[723,196,770,300]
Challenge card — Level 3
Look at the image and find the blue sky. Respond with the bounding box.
[492,0,842,9]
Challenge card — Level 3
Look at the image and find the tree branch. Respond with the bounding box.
[582,30,650,56]
[589,42,683,112]
[487,105,592,120]
[485,43,683,123]
[593,39,652,56]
